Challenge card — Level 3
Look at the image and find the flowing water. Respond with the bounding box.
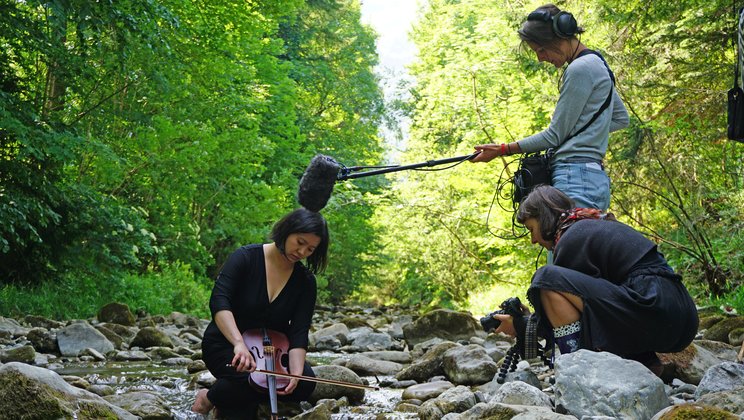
[55,352,418,419]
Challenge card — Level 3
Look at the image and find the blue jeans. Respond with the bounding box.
[551,158,611,211]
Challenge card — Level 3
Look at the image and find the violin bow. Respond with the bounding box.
[254,369,380,391]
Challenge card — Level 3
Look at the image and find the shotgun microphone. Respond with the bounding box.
[297,154,341,212]
[297,152,480,212]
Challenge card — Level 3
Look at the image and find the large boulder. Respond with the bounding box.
[553,350,668,419]
[57,322,115,357]
[130,326,174,349]
[0,362,137,419]
[97,302,136,326]
[403,309,481,347]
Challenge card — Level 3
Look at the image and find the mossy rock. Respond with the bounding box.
[0,369,120,419]
[702,317,744,343]
[97,302,136,326]
[657,403,738,419]
[340,317,370,329]
[699,315,726,330]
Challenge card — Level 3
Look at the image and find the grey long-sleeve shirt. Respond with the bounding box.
[517,52,629,164]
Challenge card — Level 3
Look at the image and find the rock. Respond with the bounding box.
[658,342,723,385]
[97,302,136,326]
[112,350,151,361]
[345,354,402,376]
[396,341,460,382]
[650,403,739,420]
[694,361,744,398]
[553,350,668,419]
[130,326,174,349]
[347,329,393,351]
[94,324,125,350]
[0,362,137,419]
[695,386,744,415]
[0,316,30,337]
[417,385,477,419]
[402,380,454,401]
[104,390,172,419]
[56,322,115,357]
[442,344,498,385]
[26,328,58,354]
[310,323,350,348]
[0,345,36,364]
[458,402,576,419]
[308,365,366,404]
[403,309,481,347]
[703,316,744,343]
[358,350,411,364]
[728,328,744,347]
[489,380,552,407]
[292,402,333,419]
[21,315,65,330]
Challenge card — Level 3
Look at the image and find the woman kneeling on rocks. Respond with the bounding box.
[490,185,698,374]
[192,208,329,419]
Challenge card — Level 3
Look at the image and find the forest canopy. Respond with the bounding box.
[1,0,742,319]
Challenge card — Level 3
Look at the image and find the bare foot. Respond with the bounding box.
[191,388,213,414]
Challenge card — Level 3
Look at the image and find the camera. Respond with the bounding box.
[479,297,525,332]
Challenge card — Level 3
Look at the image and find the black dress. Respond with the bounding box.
[527,219,698,358]
[201,244,317,417]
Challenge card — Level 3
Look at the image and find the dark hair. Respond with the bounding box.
[516,185,574,242]
[517,4,584,49]
[270,208,330,274]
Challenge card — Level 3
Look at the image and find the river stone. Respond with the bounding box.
[694,361,744,398]
[703,316,744,343]
[104,390,171,419]
[489,380,552,407]
[308,365,366,404]
[345,354,402,376]
[27,328,58,354]
[97,302,136,326]
[396,341,460,382]
[658,342,723,385]
[442,344,498,385]
[695,386,744,415]
[113,349,151,361]
[458,402,576,419]
[403,309,481,347]
[418,385,477,420]
[554,350,668,419]
[650,403,740,420]
[130,326,174,349]
[94,324,125,349]
[0,362,137,419]
[0,316,30,337]
[0,344,36,364]
[402,380,454,401]
[57,322,115,357]
[21,315,65,330]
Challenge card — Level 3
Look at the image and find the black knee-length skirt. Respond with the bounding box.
[527,265,699,356]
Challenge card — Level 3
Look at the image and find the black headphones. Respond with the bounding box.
[527,10,578,39]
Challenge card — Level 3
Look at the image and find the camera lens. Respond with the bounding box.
[480,314,501,332]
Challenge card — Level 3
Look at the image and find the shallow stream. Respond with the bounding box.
[56,352,418,419]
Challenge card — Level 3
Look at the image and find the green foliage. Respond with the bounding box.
[0,263,210,319]
[2,0,742,317]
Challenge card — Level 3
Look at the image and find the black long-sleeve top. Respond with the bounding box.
[202,244,317,352]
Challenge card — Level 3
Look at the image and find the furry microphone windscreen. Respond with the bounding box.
[297,154,341,212]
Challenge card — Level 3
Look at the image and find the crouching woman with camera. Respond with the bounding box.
[488,185,698,374]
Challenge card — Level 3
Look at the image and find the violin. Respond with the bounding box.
[242,328,291,392]
[231,328,380,420]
